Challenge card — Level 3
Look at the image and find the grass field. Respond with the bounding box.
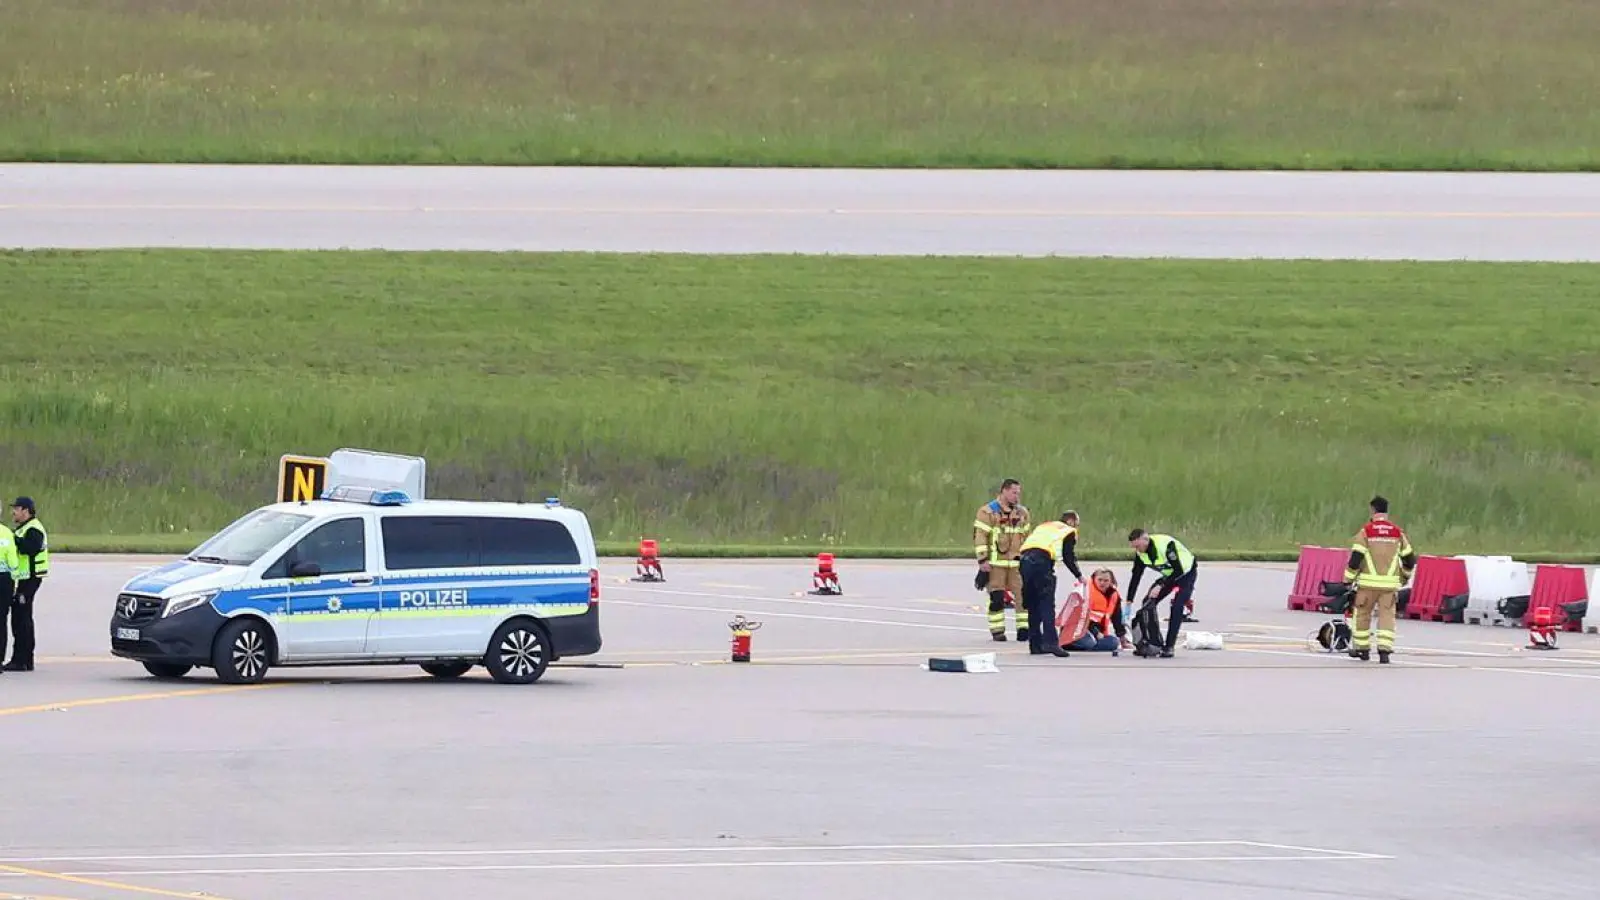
[4,250,1598,559]
[3,1,1599,169]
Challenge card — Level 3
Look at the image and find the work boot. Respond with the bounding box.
[1349,648,1370,661]
[991,631,1006,642]
[1378,650,1391,665]
[1016,628,1030,643]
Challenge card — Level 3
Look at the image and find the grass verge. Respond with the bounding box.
[4,250,1598,560]
[3,1,1598,169]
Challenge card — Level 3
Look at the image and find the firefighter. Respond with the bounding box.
[1125,528,1198,658]
[1342,495,1417,664]
[1016,511,1082,657]
[972,479,1031,641]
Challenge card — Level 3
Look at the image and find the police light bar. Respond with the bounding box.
[545,497,561,507]
[322,485,412,506]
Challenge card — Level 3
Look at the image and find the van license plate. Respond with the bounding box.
[116,627,140,640]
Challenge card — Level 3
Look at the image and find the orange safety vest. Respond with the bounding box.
[1087,581,1122,633]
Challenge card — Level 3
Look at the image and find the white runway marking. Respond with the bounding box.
[1,840,1392,877]
[8,839,1385,863]
[605,599,976,633]
[613,585,975,620]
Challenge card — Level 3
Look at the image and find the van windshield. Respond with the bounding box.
[185,509,313,567]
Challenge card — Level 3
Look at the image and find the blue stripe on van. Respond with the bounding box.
[210,569,590,617]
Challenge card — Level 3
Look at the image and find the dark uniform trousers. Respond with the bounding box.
[1157,568,1198,651]
[1018,548,1061,652]
[5,577,39,667]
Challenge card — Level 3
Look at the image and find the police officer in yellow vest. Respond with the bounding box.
[6,496,47,672]
[1125,528,1197,658]
[0,523,18,676]
[1017,511,1084,657]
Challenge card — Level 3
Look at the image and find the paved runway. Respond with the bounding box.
[4,555,1600,900]
[4,164,1600,259]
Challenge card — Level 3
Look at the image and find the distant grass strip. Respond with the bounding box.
[3,0,1598,170]
[4,250,1598,560]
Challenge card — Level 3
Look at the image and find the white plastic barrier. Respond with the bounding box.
[1589,568,1600,633]
[1456,555,1533,626]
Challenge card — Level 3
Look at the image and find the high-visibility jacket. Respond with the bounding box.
[1019,521,1077,562]
[14,516,47,579]
[1086,579,1125,636]
[1138,533,1194,579]
[972,499,1030,567]
[1344,514,1415,590]
[0,530,18,581]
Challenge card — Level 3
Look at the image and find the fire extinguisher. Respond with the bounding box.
[728,614,763,662]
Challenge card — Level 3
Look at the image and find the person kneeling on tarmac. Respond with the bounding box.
[1063,568,1132,653]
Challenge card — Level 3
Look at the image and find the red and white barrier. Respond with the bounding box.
[1287,545,1349,611]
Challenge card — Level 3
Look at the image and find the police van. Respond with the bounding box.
[108,459,602,685]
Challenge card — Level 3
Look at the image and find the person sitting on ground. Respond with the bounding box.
[1064,568,1131,652]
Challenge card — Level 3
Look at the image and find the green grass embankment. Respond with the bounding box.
[5,250,1598,560]
[3,1,1598,169]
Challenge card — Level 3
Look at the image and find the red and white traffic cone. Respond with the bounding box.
[808,553,842,595]
[632,538,665,582]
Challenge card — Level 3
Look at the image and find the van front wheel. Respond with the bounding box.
[212,618,272,685]
[484,619,549,684]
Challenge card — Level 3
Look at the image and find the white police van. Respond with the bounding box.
[108,481,602,685]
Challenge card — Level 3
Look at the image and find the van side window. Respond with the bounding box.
[380,516,581,570]
[381,516,478,570]
[263,517,367,579]
[480,518,582,566]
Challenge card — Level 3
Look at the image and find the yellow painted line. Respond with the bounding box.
[0,683,288,718]
[0,862,237,900]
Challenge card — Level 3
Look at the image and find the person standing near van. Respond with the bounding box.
[6,496,47,672]
[0,524,17,676]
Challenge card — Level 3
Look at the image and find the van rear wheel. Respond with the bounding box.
[484,619,549,684]
[421,661,473,679]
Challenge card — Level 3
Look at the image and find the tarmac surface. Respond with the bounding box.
[4,164,1600,259]
[3,555,1600,900]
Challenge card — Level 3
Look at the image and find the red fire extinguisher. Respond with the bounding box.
[729,614,763,662]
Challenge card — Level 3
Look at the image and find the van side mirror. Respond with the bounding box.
[290,560,322,578]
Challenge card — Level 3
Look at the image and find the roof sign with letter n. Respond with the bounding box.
[277,454,329,503]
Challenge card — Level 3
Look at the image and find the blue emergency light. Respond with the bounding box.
[545,497,561,507]
[323,485,413,506]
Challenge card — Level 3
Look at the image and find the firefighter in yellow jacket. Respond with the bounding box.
[1342,495,1417,664]
[972,479,1031,641]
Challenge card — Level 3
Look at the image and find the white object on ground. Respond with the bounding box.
[1182,631,1225,650]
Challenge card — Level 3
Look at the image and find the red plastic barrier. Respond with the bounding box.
[1401,556,1469,622]
[1528,565,1589,632]
[1287,545,1350,611]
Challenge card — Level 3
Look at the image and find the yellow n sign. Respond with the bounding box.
[277,454,329,503]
